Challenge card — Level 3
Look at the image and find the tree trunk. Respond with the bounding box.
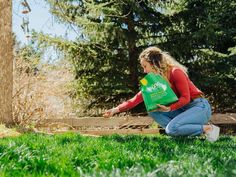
[127,11,139,92]
[0,0,13,124]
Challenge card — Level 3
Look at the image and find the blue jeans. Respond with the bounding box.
[148,98,212,136]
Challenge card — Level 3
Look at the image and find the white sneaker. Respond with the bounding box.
[205,124,220,142]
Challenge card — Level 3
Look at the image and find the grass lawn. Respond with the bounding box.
[0,133,235,177]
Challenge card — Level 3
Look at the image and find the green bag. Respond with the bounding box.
[140,72,178,112]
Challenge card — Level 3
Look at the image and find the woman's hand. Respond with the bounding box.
[156,104,171,112]
[103,107,119,118]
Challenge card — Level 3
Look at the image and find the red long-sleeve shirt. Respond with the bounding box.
[118,68,203,112]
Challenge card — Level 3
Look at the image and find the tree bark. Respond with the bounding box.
[127,10,139,92]
[0,0,13,124]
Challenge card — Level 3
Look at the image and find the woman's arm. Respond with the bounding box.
[169,69,191,110]
[103,91,143,118]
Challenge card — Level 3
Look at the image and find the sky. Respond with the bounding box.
[13,0,78,61]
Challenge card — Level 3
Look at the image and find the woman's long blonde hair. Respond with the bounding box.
[139,46,188,79]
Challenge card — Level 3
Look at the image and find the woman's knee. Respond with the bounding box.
[165,123,179,136]
[148,112,170,128]
[148,111,161,123]
[148,111,161,118]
